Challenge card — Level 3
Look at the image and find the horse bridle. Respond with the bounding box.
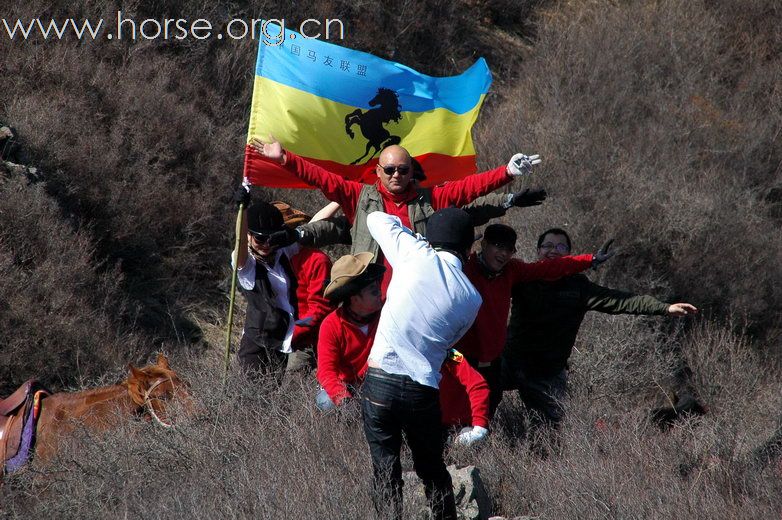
[142,378,174,429]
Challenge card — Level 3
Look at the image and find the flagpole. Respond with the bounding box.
[223,202,245,383]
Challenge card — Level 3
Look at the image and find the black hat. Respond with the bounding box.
[425,207,475,253]
[483,224,517,248]
[247,201,285,236]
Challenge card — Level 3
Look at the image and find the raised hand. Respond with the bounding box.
[507,153,542,176]
[249,137,285,164]
[592,239,616,269]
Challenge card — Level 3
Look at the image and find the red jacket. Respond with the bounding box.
[290,247,334,349]
[439,355,490,428]
[317,308,378,404]
[317,308,490,429]
[283,151,512,293]
[455,253,595,362]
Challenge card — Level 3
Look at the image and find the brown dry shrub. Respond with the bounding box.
[2,320,780,519]
[474,0,782,346]
[0,174,140,392]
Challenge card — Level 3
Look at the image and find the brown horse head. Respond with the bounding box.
[125,354,195,427]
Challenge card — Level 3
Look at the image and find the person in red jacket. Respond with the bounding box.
[316,253,385,409]
[315,254,492,441]
[287,246,334,374]
[272,201,335,376]
[250,137,542,295]
[439,349,490,446]
[454,224,615,416]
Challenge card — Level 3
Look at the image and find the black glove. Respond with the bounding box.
[267,227,300,248]
[511,188,547,207]
[232,185,251,208]
[592,239,616,269]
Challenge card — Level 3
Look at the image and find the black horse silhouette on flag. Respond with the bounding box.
[344,88,402,165]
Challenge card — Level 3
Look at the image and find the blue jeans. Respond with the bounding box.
[361,368,456,520]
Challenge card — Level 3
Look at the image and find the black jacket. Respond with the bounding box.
[504,274,669,377]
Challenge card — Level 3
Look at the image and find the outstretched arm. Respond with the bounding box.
[461,189,547,226]
[583,281,695,316]
[249,138,362,220]
[311,201,343,222]
[431,153,542,209]
[298,217,353,248]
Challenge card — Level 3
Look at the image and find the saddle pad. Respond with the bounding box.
[4,390,46,474]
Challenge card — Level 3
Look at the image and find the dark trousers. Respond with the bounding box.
[467,356,503,419]
[238,335,288,381]
[361,368,457,520]
[507,369,567,428]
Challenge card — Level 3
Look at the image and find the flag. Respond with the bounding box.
[244,22,493,188]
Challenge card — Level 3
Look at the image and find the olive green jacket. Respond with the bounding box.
[299,188,510,256]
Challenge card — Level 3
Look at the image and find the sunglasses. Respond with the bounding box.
[249,232,273,244]
[378,164,411,176]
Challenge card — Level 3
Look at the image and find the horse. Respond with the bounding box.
[344,87,403,165]
[1,354,194,474]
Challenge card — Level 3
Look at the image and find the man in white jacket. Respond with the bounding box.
[361,208,482,520]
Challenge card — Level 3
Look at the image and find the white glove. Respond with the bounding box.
[507,153,541,177]
[452,425,489,446]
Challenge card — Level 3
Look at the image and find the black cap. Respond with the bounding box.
[247,201,285,236]
[484,224,517,248]
[425,207,475,253]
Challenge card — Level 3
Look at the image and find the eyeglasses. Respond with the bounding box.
[490,242,517,254]
[378,164,411,176]
[539,242,570,253]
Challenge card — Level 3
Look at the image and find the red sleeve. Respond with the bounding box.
[283,151,362,222]
[451,361,490,429]
[507,253,594,284]
[292,251,334,344]
[430,165,511,209]
[316,313,351,404]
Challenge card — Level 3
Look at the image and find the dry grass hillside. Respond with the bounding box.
[1,0,781,518]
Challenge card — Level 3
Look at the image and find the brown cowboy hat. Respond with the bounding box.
[324,252,385,301]
[272,201,312,227]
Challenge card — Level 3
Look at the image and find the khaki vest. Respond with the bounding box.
[350,184,434,260]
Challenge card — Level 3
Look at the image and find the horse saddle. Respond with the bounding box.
[1,380,50,474]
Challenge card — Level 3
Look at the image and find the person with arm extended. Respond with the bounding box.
[502,227,699,427]
[360,208,482,520]
[454,224,616,416]
[249,137,541,294]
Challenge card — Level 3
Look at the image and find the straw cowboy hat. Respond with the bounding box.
[324,252,385,302]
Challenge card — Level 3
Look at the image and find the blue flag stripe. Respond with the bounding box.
[255,23,492,115]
